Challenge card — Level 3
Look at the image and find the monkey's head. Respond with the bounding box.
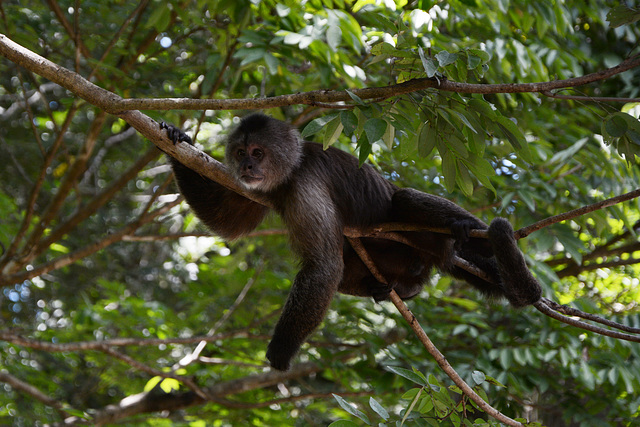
[225,114,303,192]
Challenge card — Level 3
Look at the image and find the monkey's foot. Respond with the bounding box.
[366,281,394,302]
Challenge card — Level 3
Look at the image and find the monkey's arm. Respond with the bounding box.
[266,255,343,370]
[162,123,269,240]
[266,186,344,371]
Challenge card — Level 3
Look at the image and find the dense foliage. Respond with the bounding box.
[1,0,639,426]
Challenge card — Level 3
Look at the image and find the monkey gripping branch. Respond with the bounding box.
[1,33,640,427]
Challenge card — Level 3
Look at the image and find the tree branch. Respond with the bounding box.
[515,188,640,239]
[0,371,65,411]
[1,34,638,113]
[533,299,640,343]
[0,198,180,286]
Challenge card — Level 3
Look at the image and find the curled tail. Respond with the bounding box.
[488,218,542,307]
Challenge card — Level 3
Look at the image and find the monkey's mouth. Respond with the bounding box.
[240,175,265,188]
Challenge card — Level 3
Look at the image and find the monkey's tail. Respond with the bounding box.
[488,218,542,307]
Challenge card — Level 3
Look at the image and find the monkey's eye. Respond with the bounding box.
[236,149,246,158]
[252,148,264,159]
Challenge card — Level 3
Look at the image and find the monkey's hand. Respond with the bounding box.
[159,122,193,145]
[450,219,483,250]
[266,337,298,371]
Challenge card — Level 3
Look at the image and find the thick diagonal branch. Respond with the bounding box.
[346,237,524,427]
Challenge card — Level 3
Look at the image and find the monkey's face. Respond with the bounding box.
[229,144,270,190]
[226,114,303,193]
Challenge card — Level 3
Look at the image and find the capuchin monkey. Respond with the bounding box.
[161,114,541,371]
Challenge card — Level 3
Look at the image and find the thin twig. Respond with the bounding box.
[98,345,211,401]
[0,371,65,410]
[515,188,640,239]
[541,90,640,103]
[533,300,640,343]
[539,297,640,335]
[0,198,180,286]
[0,329,253,350]
[175,266,261,369]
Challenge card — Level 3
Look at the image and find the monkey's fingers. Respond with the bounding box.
[159,122,193,145]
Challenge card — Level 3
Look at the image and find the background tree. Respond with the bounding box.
[1,0,639,426]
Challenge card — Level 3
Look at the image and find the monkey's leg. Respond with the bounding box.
[391,188,490,252]
[488,218,542,307]
[339,238,428,301]
[392,188,487,229]
[450,250,506,300]
[391,187,492,261]
[392,188,541,307]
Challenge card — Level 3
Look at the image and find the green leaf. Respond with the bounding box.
[369,397,390,420]
[236,48,267,67]
[443,107,477,134]
[326,25,341,51]
[146,5,171,31]
[332,394,371,425]
[301,115,338,138]
[370,41,396,56]
[364,118,387,144]
[517,189,536,212]
[467,53,482,70]
[382,120,395,149]
[340,110,358,137]
[494,116,532,162]
[495,116,524,149]
[471,371,486,386]
[50,243,69,253]
[435,50,458,67]
[483,375,507,388]
[548,137,589,164]
[418,0,435,11]
[385,366,428,386]
[357,134,372,165]
[345,89,365,105]
[456,160,474,196]
[418,122,437,157]
[604,113,629,137]
[62,407,89,419]
[402,387,423,424]
[144,376,162,392]
[418,46,438,77]
[607,5,640,28]
[467,98,497,119]
[466,48,491,66]
[264,53,279,74]
[442,150,457,193]
[159,378,181,393]
[402,387,422,400]
[323,116,344,149]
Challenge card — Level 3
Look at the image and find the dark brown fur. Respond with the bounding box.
[162,114,542,371]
